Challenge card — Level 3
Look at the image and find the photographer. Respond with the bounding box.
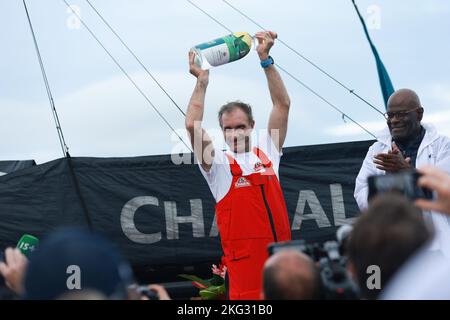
[415,166,450,215]
[346,194,432,299]
[378,166,450,299]
[262,250,319,300]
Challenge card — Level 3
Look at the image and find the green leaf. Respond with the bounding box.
[199,284,226,300]
[210,274,225,286]
[206,285,226,295]
[199,290,217,300]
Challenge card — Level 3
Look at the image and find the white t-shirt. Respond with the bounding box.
[198,131,282,203]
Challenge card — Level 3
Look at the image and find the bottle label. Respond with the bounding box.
[195,32,252,67]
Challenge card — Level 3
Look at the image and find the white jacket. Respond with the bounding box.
[354,123,450,257]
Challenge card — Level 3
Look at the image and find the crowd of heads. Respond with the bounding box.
[262,169,450,300]
[0,228,170,300]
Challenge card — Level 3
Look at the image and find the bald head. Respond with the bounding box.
[386,89,424,142]
[387,89,422,111]
[262,250,319,300]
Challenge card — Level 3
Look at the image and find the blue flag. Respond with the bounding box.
[352,0,395,110]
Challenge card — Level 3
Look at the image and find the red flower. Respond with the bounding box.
[211,264,227,279]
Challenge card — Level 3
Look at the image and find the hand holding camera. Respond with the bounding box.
[415,166,450,215]
[368,169,433,202]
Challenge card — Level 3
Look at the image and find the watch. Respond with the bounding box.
[260,56,274,69]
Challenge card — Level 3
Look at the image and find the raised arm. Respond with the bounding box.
[255,31,291,151]
[185,51,215,172]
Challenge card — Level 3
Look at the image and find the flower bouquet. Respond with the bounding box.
[179,264,227,300]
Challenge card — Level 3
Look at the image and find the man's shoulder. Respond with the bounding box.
[433,134,450,155]
[255,130,282,160]
[367,140,388,153]
[422,123,449,143]
[425,127,450,149]
[435,132,450,144]
[197,148,229,176]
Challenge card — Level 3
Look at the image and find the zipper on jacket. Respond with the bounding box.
[260,185,278,242]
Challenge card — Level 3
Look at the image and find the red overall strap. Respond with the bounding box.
[252,147,273,168]
[225,153,243,176]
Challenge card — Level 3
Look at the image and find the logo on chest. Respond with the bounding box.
[254,161,264,172]
[235,177,252,188]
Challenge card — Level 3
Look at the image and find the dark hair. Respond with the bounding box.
[24,228,133,300]
[347,194,431,299]
[218,101,254,127]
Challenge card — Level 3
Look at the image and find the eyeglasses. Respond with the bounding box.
[383,107,422,121]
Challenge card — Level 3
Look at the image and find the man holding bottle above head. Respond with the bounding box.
[185,31,292,300]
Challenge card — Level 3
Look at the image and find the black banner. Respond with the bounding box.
[0,140,373,282]
[0,160,36,176]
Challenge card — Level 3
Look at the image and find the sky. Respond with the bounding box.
[1,0,450,164]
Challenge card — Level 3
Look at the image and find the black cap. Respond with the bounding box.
[24,228,133,300]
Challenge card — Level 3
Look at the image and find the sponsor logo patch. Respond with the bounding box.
[254,162,264,172]
[235,177,251,188]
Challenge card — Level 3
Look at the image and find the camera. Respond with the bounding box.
[368,170,433,201]
[268,239,360,300]
[127,284,159,300]
[137,286,159,300]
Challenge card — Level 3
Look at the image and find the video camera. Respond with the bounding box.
[268,239,359,300]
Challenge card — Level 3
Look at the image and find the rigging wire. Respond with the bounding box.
[62,0,192,152]
[85,0,186,116]
[186,0,377,139]
[22,0,70,157]
[221,0,385,117]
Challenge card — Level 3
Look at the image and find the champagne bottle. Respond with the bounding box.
[192,32,255,70]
